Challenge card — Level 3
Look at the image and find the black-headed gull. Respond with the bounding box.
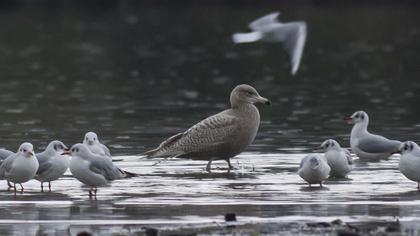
[232,12,307,75]
[83,131,111,158]
[345,110,401,160]
[398,141,420,189]
[298,154,330,187]
[34,140,70,192]
[0,143,39,194]
[319,139,352,178]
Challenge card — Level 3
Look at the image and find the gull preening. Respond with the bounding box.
[83,131,111,158]
[142,84,270,172]
[398,141,420,189]
[232,12,307,75]
[34,140,70,192]
[68,143,127,198]
[298,154,330,187]
[0,143,39,194]
[345,111,401,160]
[319,139,352,178]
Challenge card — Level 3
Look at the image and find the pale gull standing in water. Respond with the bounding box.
[398,141,420,190]
[318,139,352,178]
[298,154,330,187]
[69,143,132,198]
[0,143,39,194]
[345,110,401,160]
[232,12,307,75]
[142,84,270,172]
[83,131,111,158]
[34,140,70,192]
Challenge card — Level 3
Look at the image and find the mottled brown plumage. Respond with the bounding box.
[142,84,270,172]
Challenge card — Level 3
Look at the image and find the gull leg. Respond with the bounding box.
[320,182,323,188]
[226,159,234,173]
[48,182,52,192]
[7,181,12,188]
[89,188,93,198]
[94,187,97,196]
[418,182,419,190]
[19,184,24,193]
[309,183,311,188]
[13,183,17,195]
[206,160,212,172]
[41,182,44,192]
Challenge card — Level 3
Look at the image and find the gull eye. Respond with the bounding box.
[247,91,253,96]
[331,142,335,146]
[361,115,365,119]
[85,138,88,141]
[325,143,329,148]
[355,114,359,118]
[404,145,408,150]
[94,138,96,141]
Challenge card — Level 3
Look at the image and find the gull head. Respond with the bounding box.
[320,139,341,152]
[399,141,417,154]
[230,84,271,108]
[84,132,99,146]
[345,110,369,125]
[46,140,69,155]
[69,143,92,159]
[309,156,320,170]
[18,142,35,158]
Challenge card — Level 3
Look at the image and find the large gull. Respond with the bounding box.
[345,110,401,160]
[142,84,270,172]
[232,12,307,75]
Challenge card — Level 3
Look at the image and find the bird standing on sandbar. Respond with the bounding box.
[345,111,401,160]
[0,143,39,194]
[142,84,271,172]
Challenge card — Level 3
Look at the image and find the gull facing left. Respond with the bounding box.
[0,143,39,193]
[68,143,126,198]
[319,139,352,178]
[232,12,307,75]
[34,140,70,192]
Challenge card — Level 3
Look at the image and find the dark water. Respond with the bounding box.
[0,1,420,235]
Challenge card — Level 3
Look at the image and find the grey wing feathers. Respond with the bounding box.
[0,155,16,179]
[35,152,51,175]
[0,149,13,161]
[142,132,184,158]
[89,158,123,180]
[358,136,401,154]
[299,155,309,168]
[249,12,280,31]
[100,144,111,157]
[343,149,353,164]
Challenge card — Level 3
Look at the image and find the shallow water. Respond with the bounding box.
[0,1,420,235]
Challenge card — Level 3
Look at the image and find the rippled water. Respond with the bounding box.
[0,1,420,235]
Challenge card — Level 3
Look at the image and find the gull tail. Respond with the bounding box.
[232,32,263,44]
[141,133,184,159]
[119,168,140,178]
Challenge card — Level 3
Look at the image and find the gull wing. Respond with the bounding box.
[357,135,401,154]
[249,12,281,31]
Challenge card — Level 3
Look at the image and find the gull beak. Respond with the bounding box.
[343,117,353,124]
[392,151,401,155]
[61,148,71,156]
[29,151,34,157]
[313,146,323,151]
[256,96,271,106]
